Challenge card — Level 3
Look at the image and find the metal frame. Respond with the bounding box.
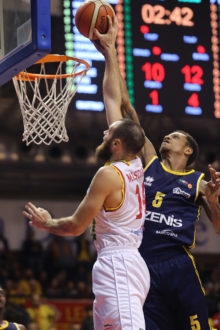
[0,0,51,86]
[0,0,4,60]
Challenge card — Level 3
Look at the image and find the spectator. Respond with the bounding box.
[45,278,63,298]
[63,280,77,298]
[17,269,42,297]
[81,305,93,330]
[0,219,10,267]
[74,281,92,299]
[213,301,220,329]
[69,325,81,330]
[22,227,43,276]
[26,293,56,330]
[4,279,20,297]
[44,236,74,274]
[27,321,39,330]
[75,233,91,264]
[38,271,49,294]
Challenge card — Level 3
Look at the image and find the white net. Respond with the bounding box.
[13,56,89,146]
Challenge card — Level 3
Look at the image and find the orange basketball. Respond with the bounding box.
[75,0,115,40]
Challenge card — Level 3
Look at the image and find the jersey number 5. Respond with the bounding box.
[136,183,146,219]
[152,191,166,208]
[190,315,201,330]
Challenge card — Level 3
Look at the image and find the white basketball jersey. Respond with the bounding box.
[92,157,146,253]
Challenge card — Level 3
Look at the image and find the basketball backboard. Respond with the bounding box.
[0,0,51,86]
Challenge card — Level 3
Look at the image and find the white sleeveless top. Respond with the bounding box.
[92,157,146,253]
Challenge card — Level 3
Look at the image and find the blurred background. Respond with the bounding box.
[0,0,219,329]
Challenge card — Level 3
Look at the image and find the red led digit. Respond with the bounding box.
[187,93,200,107]
[181,65,192,83]
[142,62,152,81]
[191,65,204,85]
[149,90,159,105]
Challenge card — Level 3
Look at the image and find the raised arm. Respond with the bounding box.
[118,65,156,166]
[23,166,118,237]
[93,16,156,166]
[93,16,122,126]
[199,165,220,234]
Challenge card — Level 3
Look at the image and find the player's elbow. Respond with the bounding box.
[70,224,85,236]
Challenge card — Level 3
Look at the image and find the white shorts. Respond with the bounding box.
[92,247,150,330]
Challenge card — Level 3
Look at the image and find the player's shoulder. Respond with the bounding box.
[93,165,122,192]
[144,155,159,171]
[5,322,26,330]
[95,165,121,183]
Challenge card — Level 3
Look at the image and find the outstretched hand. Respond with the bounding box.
[205,165,220,204]
[23,202,52,231]
[92,14,118,56]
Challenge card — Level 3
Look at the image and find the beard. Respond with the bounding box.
[95,139,112,163]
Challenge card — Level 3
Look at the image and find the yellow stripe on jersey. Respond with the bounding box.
[0,321,20,329]
[144,156,158,171]
[183,246,206,295]
[120,160,131,166]
[161,162,195,175]
[189,206,201,249]
[105,160,131,166]
[104,165,125,212]
[195,173,205,202]
[189,229,196,250]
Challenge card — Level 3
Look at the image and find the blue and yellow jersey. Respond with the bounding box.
[139,156,204,261]
[0,321,21,329]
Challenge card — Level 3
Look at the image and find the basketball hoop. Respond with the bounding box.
[13,54,90,146]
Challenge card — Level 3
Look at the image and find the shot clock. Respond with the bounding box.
[63,0,220,118]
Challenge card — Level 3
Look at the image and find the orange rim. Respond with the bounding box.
[15,54,90,81]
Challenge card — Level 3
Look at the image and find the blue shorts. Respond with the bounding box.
[143,248,210,330]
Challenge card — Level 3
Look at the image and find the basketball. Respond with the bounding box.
[75,0,115,40]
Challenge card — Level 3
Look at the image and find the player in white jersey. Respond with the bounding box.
[22,14,150,326]
[92,157,149,329]
[23,119,149,330]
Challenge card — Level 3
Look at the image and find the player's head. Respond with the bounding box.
[27,321,39,330]
[96,119,145,162]
[159,130,199,166]
[0,285,6,310]
[31,293,41,307]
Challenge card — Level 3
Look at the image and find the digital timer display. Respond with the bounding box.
[141,5,194,27]
[62,0,220,119]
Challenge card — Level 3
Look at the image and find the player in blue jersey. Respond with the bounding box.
[0,286,26,330]
[93,15,220,330]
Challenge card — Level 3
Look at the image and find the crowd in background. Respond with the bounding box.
[0,227,95,329]
[0,219,220,329]
[0,139,219,173]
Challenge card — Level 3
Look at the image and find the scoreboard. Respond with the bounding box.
[63,0,220,119]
